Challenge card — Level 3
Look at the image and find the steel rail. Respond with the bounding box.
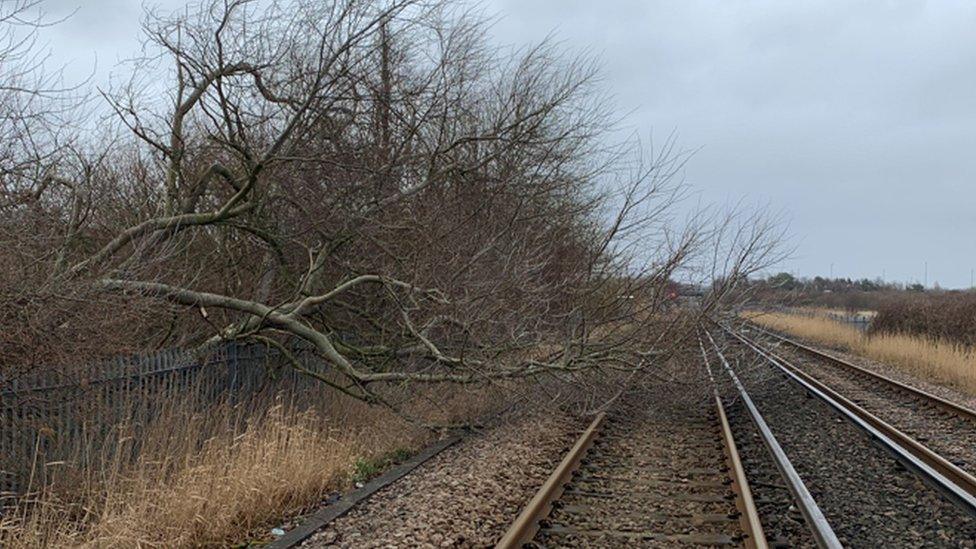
[746,323,976,421]
[702,330,842,549]
[495,412,605,549]
[716,397,768,549]
[724,325,976,517]
[698,336,768,549]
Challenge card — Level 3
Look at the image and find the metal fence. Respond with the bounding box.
[0,341,319,497]
[822,311,874,332]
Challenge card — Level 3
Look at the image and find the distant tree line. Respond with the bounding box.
[758,272,906,293]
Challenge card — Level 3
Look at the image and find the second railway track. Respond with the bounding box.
[713,322,976,547]
[745,323,976,477]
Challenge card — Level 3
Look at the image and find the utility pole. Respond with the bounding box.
[830,262,834,279]
[924,261,928,288]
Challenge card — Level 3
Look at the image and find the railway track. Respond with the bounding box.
[282,320,976,547]
[744,323,976,477]
[733,323,976,506]
[496,385,768,547]
[713,323,976,547]
[701,332,835,548]
[748,324,976,420]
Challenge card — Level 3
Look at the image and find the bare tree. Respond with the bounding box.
[0,0,785,411]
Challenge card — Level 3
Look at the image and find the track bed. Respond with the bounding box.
[717,328,976,547]
[749,327,976,476]
[722,397,816,548]
[538,412,745,547]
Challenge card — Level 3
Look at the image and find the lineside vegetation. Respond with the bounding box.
[871,292,976,348]
[1,383,502,547]
[744,310,976,395]
[0,0,783,545]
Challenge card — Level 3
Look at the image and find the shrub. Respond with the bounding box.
[871,292,976,347]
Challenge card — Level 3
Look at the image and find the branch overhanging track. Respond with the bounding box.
[712,320,976,546]
[497,394,768,547]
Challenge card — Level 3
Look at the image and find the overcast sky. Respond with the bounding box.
[37,0,976,288]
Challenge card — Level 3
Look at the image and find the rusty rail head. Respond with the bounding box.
[495,412,605,549]
[715,393,768,549]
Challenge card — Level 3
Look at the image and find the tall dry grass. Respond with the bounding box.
[0,383,501,548]
[744,310,976,395]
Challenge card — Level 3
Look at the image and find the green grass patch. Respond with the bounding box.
[351,447,413,485]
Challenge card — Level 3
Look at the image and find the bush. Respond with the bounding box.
[871,292,976,347]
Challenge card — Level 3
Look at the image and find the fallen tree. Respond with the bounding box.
[0,0,784,408]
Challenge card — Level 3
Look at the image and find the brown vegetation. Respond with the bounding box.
[1,371,504,548]
[744,310,976,395]
[0,0,782,399]
[0,0,785,545]
[744,272,909,312]
[2,0,686,397]
[871,292,976,348]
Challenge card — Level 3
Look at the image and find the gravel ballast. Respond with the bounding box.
[752,330,976,476]
[724,398,816,548]
[301,412,578,548]
[720,332,976,548]
[537,401,746,548]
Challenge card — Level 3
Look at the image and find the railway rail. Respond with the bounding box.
[714,322,976,546]
[731,323,976,506]
[701,331,838,548]
[747,324,976,421]
[744,324,976,479]
[497,384,768,547]
[278,320,976,548]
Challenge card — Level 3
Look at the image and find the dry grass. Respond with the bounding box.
[744,310,976,395]
[744,310,863,349]
[0,384,502,548]
[818,308,877,318]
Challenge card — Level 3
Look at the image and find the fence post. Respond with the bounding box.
[228,340,240,403]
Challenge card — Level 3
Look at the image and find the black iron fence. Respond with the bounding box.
[0,341,320,497]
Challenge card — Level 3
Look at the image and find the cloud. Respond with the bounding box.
[27,0,976,287]
[489,0,976,287]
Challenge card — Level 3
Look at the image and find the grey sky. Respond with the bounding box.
[38,0,976,287]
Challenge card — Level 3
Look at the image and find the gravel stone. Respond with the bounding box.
[719,331,976,548]
[725,398,816,548]
[536,401,746,548]
[301,413,578,548]
[751,328,976,476]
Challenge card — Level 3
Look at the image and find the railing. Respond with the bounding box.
[0,341,321,497]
